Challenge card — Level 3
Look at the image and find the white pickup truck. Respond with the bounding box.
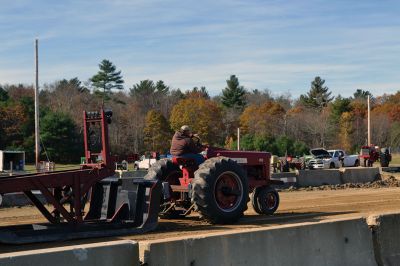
[328,149,360,167]
[133,155,157,170]
[308,148,341,169]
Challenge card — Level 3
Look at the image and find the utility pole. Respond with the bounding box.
[34,39,40,169]
[237,128,240,151]
[367,95,371,146]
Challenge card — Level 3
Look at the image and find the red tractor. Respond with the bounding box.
[359,145,392,167]
[145,145,282,224]
[360,145,380,167]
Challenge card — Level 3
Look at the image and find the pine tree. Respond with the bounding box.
[0,87,9,102]
[90,59,124,106]
[299,76,333,109]
[353,89,372,100]
[221,75,246,109]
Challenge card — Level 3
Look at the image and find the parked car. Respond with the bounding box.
[308,148,340,169]
[133,155,157,170]
[328,149,359,167]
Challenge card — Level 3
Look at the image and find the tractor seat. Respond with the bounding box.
[172,157,197,167]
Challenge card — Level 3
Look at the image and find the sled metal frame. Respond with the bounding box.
[0,110,161,244]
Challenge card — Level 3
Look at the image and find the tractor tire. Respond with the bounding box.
[254,186,279,215]
[144,159,183,218]
[380,158,389,167]
[145,158,181,182]
[282,160,290,172]
[300,157,306,170]
[250,187,263,214]
[191,157,249,224]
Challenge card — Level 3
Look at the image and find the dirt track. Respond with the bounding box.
[1,187,400,253]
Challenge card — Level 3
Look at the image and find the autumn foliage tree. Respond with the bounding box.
[143,110,172,153]
[239,101,285,137]
[170,97,224,145]
[339,112,354,151]
[0,103,27,148]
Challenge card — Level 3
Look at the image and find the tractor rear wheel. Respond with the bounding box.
[145,159,183,218]
[191,157,248,224]
[254,186,279,215]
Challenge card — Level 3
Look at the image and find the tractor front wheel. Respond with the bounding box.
[254,186,279,215]
[250,187,262,214]
[191,157,248,224]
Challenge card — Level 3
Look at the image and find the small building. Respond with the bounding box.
[0,150,25,172]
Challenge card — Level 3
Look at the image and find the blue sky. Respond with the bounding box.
[0,0,399,97]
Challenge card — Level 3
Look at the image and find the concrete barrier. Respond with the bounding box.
[140,218,376,266]
[271,172,297,188]
[381,166,400,173]
[340,167,379,184]
[0,191,45,207]
[296,169,341,187]
[367,212,400,266]
[118,170,148,178]
[0,240,139,266]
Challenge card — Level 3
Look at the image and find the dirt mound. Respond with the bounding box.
[284,176,400,192]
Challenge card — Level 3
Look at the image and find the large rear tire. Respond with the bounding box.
[191,157,248,224]
[144,159,183,218]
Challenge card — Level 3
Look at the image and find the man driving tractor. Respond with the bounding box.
[170,125,205,165]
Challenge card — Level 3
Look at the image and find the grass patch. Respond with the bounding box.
[390,153,400,165]
[24,163,80,173]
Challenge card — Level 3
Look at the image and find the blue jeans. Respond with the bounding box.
[179,153,205,165]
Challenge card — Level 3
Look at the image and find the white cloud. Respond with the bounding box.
[0,0,399,99]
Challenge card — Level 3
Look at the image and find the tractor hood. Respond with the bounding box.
[310,148,331,158]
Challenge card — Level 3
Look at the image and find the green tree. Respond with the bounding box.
[0,87,9,102]
[330,95,352,123]
[353,89,372,100]
[156,80,170,94]
[40,112,82,163]
[90,59,124,106]
[130,80,156,98]
[130,80,171,114]
[221,75,246,109]
[59,77,88,93]
[299,76,333,109]
[143,110,172,153]
[185,86,210,99]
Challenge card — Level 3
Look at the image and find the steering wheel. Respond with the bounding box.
[191,134,202,147]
